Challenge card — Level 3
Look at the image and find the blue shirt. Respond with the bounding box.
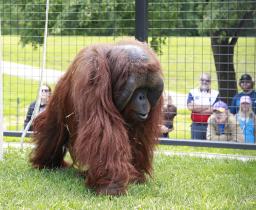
[218,124,225,134]
[230,91,256,114]
[237,116,255,144]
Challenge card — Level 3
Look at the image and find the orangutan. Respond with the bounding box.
[30,39,164,195]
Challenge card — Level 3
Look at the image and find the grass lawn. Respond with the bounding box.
[157,145,256,156]
[3,74,38,130]
[2,35,256,94]
[0,149,255,209]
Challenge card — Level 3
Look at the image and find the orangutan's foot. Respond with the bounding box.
[96,183,126,196]
[129,173,146,184]
[61,160,72,168]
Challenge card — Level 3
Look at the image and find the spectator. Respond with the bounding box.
[236,96,256,144]
[207,101,244,142]
[24,84,52,131]
[161,98,177,137]
[230,74,256,114]
[187,73,219,139]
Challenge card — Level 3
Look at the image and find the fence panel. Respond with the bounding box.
[1,0,255,148]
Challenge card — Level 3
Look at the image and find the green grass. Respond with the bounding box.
[0,149,255,209]
[2,35,122,72]
[157,145,256,156]
[4,136,31,143]
[2,35,256,93]
[3,74,38,130]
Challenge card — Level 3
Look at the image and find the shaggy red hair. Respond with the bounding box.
[30,39,163,195]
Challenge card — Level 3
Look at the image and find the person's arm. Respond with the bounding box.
[24,102,35,129]
[204,91,219,114]
[187,90,213,113]
[187,101,212,113]
[207,117,229,141]
[202,105,212,114]
[160,125,173,134]
[207,117,218,140]
[229,117,244,143]
[207,128,228,141]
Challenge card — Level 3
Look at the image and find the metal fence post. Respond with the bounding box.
[0,18,4,160]
[16,97,20,130]
[135,0,148,42]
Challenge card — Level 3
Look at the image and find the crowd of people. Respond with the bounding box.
[161,73,256,144]
[24,74,256,144]
[186,73,256,144]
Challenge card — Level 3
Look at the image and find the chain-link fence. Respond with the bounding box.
[1,0,256,148]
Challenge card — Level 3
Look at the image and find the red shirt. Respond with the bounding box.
[191,112,210,123]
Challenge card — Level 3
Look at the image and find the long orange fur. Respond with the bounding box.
[29,40,163,195]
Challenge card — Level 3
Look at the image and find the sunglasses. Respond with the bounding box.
[200,79,210,83]
[41,89,50,93]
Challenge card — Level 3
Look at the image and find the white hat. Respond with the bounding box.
[240,96,252,104]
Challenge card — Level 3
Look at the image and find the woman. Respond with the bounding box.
[236,96,256,144]
[24,84,52,131]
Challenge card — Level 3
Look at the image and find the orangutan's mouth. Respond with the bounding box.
[137,113,149,120]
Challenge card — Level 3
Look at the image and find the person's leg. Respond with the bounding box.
[200,123,208,140]
[191,122,199,139]
[191,123,207,140]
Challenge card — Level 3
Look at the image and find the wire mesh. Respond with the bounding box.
[0,0,256,144]
[148,0,256,143]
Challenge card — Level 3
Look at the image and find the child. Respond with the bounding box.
[160,94,177,138]
[161,104,177,137]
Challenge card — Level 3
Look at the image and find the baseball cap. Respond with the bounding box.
[239,74,252,82]
[240,96,252,104]
[213,101,228,113]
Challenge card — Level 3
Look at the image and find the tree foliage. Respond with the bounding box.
[196,1,256,104]
[197,0,256,38]
[1,0,135,46]
[1,1,255,44]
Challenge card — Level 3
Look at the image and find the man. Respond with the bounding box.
[24,84,52,131]
[187,73,219,139]
[230,74,256,114]
[207,101,244,142]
